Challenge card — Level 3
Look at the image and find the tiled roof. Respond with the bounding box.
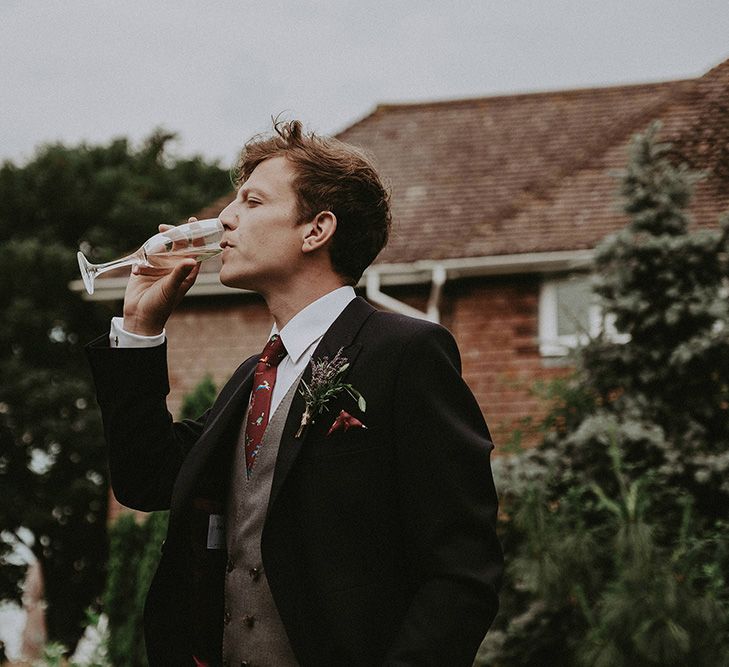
[198,57,729,269]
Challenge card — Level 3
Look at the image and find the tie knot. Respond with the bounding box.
[259,334,287,368]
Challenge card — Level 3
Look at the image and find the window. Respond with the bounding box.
[539,275,626,357]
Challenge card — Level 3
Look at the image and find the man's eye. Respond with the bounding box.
[247,199,261,206]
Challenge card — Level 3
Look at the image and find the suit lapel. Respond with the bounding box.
[268,297,375,513]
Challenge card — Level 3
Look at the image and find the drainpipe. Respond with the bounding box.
[365,265,446,323]
[426,265,447,322]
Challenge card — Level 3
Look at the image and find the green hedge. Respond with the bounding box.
[103,511,168,667]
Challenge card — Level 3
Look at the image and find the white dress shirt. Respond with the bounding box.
[109,286,356,415]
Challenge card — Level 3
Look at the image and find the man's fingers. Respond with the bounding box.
[158,217,196,233]
[158,260,198,306]
[169,259,198,292]
[131,259,197,297]
[179,262,201,291]
[132,264,171,277]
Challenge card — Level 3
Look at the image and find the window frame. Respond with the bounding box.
[538,274,627,357]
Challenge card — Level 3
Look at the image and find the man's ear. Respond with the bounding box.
[302,211,337,253]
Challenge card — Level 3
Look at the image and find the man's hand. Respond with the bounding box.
[122,219,202,336]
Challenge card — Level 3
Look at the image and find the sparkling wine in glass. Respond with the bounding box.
[77,218,224,295]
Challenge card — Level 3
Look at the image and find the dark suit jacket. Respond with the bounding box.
[86,297,503,667]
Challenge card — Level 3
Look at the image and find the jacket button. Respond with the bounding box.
[226,558,235,573]
[240,661,250,666]
[242,614,255,628]
[223,610,231,625]
[248,567,260,581]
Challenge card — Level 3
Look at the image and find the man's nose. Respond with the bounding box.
[219,200,237,230]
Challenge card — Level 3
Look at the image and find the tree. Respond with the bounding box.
[0,130,231,649]
[479,124,729,665]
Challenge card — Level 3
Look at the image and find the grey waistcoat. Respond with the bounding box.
[222,378,301,666]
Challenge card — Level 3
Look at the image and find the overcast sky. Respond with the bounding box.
[2,1,729,168]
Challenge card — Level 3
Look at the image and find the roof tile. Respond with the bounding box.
[196,57,729,270]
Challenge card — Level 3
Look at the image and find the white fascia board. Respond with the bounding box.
[68,271,246,302]
[69,249,595,302]
[369,249,595,287]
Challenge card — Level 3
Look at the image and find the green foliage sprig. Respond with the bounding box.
[296,348,366,437]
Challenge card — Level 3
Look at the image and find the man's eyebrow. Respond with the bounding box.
[238,186,268,199]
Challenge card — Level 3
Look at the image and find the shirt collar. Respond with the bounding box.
[271,286,356,364]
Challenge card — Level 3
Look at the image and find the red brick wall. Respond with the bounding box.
[165,294,273,418]
[387,276,567,449]
[444,277,567,447]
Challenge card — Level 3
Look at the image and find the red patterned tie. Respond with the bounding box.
[244,334,287,476]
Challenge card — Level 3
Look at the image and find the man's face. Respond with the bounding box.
[218,156,305,293]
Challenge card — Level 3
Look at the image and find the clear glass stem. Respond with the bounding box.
[77,248,145,295]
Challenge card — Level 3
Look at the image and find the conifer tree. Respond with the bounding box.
[480,124,729,665]
[582,123,729,518]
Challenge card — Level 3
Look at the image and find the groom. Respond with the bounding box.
[86,120,502,666]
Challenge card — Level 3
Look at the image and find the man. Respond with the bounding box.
[86,120,502,666]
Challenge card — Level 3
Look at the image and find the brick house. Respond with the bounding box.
[83,57,729,519]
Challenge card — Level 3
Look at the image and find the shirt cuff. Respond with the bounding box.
[110,317,166,348]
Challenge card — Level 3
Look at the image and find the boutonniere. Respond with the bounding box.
[295,348,366,438]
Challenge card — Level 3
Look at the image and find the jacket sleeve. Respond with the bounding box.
[85,334,208,511]
[384,324,503,667]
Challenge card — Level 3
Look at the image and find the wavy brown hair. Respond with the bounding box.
[234,119,391,285]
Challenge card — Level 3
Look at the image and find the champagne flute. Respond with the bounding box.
[77,218,224,295]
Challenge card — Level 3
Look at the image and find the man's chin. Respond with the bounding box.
[219,270,253,292]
